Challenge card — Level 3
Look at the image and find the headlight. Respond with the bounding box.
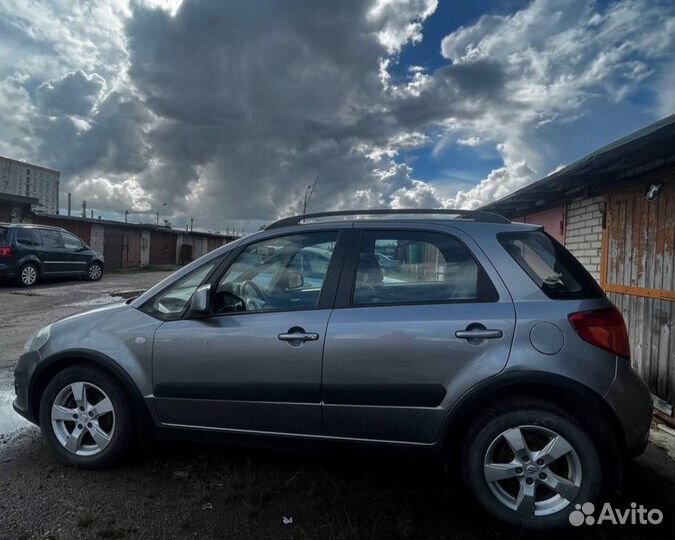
[24,325,51,352]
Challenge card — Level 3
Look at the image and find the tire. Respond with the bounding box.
[39,365,135,469]
[17,262,39,287]
[87,261,103,281]
[462,398,602,529]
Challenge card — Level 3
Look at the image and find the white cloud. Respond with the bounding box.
[436,0,675,207]
[457,136,481,147]
[368,0,438,53]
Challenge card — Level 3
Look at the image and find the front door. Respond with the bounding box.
[152,229,344,435]
[61,231,90,274]
[322,226,516,444]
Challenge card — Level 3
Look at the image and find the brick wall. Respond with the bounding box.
[564,195,604,280]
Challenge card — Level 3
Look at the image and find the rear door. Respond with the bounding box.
[322,225,515,444]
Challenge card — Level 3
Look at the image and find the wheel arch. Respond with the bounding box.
[29,350,153,439]
[440,371,626,492]
[17,255,44,274]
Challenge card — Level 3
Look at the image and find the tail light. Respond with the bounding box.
[568,307,630,359]
[0,246,11,257]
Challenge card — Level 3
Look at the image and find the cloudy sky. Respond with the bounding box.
[0,0,673,232]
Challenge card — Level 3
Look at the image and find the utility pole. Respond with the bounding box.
[124,210,129,223]
[190,217,194,232]
[303,175,319,214]
[67,193,72,216]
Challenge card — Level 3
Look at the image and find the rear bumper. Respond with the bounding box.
[0,262,15,277]
[604,359,652,458]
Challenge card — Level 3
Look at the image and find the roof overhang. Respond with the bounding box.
[481,114,675,218]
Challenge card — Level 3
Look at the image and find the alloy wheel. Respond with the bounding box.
[21,265,37,286]
[51,381,115,456]
[88,264,102,280]
[483,425,582,516]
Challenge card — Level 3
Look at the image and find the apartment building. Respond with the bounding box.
[0,156,60,214]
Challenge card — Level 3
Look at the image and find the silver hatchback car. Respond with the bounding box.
[13,209,652,529]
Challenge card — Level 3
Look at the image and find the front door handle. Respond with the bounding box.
[278,331,320,342]
[455,329,503,340]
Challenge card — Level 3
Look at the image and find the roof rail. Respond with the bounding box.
[266,209,510,229]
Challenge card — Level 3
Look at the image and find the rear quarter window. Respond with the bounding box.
[498,231,604,300]
[0,227,7,246]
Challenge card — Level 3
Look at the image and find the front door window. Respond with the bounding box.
[215,231,338,313]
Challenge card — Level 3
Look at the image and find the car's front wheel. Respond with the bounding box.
[39,365,135,468]
[462,399,602,529]
[87,262,103,281]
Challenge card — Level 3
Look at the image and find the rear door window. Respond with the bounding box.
[40,229,64,248]
[351,230,498,305]
[16,228,40,246]
[498,231,603,299]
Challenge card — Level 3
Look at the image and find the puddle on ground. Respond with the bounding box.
[0,386,30,436]
[63,294,123,308]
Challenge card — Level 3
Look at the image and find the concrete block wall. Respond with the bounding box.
[564,195,605,280]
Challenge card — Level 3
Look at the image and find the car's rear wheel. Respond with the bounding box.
[462,399,601,529]
[17,262,39,287]
[39,365,135,468]
[87,262,103,281]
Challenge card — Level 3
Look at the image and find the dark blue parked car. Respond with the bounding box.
[0,223,104,286]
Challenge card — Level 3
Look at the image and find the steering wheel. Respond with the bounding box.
[240,280,267,310]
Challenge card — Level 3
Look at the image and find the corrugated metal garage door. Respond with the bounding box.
[123,230,142,268]
[149,230,177,265]
[104,227,124,271]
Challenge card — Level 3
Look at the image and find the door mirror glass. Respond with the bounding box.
[189,284,212,315]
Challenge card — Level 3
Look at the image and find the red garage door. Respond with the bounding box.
[149,230,177,265]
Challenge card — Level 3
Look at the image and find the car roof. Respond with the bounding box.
[263,209,545,234]
[0,222,68,232]
[262,217,542,235]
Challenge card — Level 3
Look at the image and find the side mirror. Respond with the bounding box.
[189,284,212,315]
[286,271,304,289]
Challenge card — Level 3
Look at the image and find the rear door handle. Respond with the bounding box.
[455,329,503,339]
[278,332,319,342]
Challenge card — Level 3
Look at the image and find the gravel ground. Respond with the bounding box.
[1,270,675,539]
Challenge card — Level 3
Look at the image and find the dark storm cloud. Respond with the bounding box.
[35,70,106,116]
[122,0,441,221]
[33,91,151,175]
